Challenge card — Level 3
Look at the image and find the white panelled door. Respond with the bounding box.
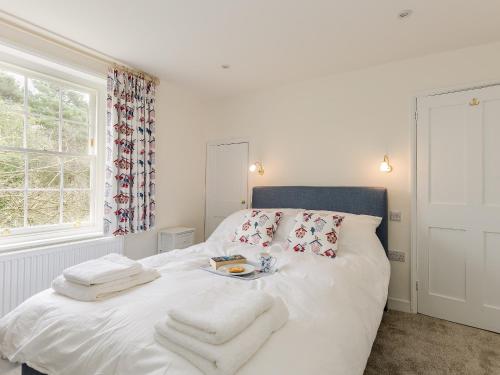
[417,85,500,332]
[205,142,249,239]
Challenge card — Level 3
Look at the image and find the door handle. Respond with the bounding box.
[241,200,246,205]
[469,98,480,106]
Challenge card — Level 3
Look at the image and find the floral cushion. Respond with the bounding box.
[286,211,344,258]
[232,210,283,247]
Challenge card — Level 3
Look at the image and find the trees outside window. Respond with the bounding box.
[0,66,97,236]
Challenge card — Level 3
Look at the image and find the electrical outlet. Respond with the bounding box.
[389,210,401,222]
[388,250,405,262]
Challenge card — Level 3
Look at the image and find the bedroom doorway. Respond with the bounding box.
[416,84,500,333]
[204,141,249,239]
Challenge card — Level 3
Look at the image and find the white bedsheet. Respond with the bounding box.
[0,213,389,375]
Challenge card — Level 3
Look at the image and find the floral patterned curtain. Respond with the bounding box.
[104,68,156,236]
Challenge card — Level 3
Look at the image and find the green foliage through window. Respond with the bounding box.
[0,67,94,232]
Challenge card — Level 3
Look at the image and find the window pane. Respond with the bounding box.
[28,78,59,118]
[0,110,24,148]
[63,191,90,223]
[28,154,60,188]
[62,90,89,123]
[63,157,90,188]
[0,69,24,112]
[62,121,89,154]
[0,191,24,228]
[27,191,60,226]
[27,116,59,151]
[0,151,24,188]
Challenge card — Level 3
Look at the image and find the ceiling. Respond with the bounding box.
[1,0,500,96]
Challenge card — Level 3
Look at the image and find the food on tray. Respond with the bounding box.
[228,266,245,273]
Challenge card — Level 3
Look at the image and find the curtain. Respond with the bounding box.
[104,68,156,236]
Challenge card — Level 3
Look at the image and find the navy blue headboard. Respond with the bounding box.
[252,186,388,255]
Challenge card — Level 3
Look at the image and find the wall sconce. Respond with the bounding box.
[379,155,393,173]
[249,162,265,176]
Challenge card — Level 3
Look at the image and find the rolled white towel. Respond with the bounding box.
[52,268,160,301]
[155,297,288,375]
[63,253,143,286]
[166,287,274,344]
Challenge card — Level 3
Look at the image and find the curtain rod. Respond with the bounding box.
[0,10,160,85]
[110,63,159,85]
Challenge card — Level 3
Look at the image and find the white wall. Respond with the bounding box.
[203,41,500,310]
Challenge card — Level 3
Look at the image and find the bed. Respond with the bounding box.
[0,186,390,375]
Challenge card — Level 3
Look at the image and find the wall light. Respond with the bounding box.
[379,155,393,173]
[249,162,265,176]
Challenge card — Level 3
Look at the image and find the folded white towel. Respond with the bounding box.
[52,268,160,301]
[155,298,288,375]
[166,287,274,344]
[62,253,143,286]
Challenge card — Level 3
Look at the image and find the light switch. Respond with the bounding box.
[389,210,401,222]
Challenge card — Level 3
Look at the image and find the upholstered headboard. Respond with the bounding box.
[251,186,388,255]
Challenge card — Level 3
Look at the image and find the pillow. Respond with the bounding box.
[271,209,303,243]
[286,211,344,258]
[232,210,283,247]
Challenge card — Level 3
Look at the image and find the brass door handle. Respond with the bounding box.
[469,98,480,106]
[241,200,246,205]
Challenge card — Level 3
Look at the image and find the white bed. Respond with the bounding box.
[0,208,390,375]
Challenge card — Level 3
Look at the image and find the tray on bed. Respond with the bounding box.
[199,264,278,280]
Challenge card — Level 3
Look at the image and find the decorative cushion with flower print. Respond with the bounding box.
[286,211,345,258]
[232,210,283,247]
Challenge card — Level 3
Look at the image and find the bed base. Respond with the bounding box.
[22,364,45,375]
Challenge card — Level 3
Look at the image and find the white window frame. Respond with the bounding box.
[0,49,106,252]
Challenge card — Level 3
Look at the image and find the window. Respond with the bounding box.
[0,62,101,246]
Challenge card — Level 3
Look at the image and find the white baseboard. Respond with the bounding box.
[388,297,412,313]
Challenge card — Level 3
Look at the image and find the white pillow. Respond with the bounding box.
[208,208,383,253]
[269,209,303,242]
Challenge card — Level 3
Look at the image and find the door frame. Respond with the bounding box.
[410,78,500,314]
[204,137,250,240]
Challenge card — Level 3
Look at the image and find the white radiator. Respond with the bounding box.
[0,237,124,317]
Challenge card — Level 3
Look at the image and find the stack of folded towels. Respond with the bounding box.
[154,286,289,375]
[52,253,160,301]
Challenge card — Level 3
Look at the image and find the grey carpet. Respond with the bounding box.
[365,310,500,375]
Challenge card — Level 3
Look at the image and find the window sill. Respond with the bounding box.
[0,230,106,254]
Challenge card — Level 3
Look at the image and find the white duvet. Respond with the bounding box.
[0,209,390,375]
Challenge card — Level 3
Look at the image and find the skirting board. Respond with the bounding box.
[388,297,412,313]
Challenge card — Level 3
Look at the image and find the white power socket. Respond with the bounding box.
[388,250,405,262]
